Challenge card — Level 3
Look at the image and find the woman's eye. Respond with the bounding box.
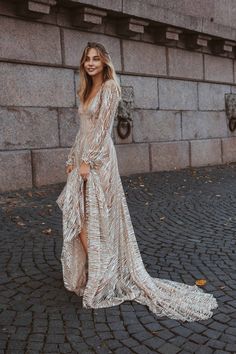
[85,57,100,61]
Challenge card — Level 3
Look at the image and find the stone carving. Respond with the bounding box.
[16,0,57,18]
[154,26,183,44]
[185,34,211,49]
[72,7,107,28]
[211,39,236,54]
[225,93,236,132]
[116,86,134,139]
[117,18,149,37]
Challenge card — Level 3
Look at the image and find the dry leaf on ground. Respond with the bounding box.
[195,279,207,286]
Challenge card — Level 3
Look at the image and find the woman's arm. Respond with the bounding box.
[66,141,76,167]
[81,79,120,168]
[65,128,80,168]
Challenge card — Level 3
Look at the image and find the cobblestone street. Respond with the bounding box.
[0,164,236,354]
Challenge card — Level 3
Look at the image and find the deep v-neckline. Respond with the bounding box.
[82,82,105,113]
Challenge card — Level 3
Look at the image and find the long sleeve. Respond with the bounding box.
[65,140,76,167]
[81,79,120,168]
[65,126,81,166]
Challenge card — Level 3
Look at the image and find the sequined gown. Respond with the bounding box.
[56,79,218,322]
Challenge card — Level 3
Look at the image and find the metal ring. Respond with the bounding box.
[117,117,131,139]
[229,117,236,132]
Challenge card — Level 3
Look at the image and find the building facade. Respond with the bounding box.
[1,0,236,191]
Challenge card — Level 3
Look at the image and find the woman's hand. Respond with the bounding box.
[79,161,90,181]
[66,164,74,174]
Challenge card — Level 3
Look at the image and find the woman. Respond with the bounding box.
[56,42,218,322]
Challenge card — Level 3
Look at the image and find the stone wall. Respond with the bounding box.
[154,0,236,29]
[0,0,236,191]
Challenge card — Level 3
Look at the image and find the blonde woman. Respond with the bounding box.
[56,42,218,322]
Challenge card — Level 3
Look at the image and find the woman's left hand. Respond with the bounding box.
[66,164,74,174]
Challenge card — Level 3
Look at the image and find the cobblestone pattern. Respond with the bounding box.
[0,164,236,354]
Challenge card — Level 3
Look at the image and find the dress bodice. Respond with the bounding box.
[66,79,121,169]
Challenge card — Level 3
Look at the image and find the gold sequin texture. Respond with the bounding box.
[56,79,218,322]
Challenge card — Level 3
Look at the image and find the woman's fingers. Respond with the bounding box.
[79,163,90,180]
[81,173,89,180]
[66,163,74,173]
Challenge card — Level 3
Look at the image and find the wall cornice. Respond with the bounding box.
[9,0,236,57]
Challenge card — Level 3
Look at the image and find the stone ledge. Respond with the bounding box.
[7,0,236,57]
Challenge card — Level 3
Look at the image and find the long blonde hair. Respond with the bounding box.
[77,42,121,102]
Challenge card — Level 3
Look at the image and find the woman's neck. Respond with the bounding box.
[91,73,104,89]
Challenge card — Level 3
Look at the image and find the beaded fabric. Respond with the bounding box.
[56,79,218,322]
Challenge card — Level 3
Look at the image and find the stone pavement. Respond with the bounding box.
[0,163,236,354]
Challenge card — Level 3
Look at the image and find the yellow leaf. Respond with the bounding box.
[42,228,52,235]
[195,279,207,286]
[17,221,25,226]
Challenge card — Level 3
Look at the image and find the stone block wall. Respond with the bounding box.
[0,0,236,191]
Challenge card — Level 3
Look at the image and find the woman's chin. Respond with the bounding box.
[86,71,97,76]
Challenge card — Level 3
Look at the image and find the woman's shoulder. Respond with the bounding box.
[103,79,120,97]
[103,78,116,88]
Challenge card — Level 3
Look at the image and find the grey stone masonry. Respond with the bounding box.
[0,107,59,150]
[32,148,70,186]
[198,83,231,111]
[190,139,222,167]
[1,0,236,190]
[115,143,150,175]
[151,141,189,171]
[182,111,228,140]
[0,63,75,107]
[168,48,204,80]
[123,40,166,76]
[159,79,198,110]
[204,55,234,83]
[0,16,62,65]
[0,151,32,192]
[133,110,181,143]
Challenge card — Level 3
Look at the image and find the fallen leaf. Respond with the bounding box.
[195,279,207,286]
[17,221,25,226]
[42,228,52,235]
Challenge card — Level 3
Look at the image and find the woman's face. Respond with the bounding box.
[84,48,105,78]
